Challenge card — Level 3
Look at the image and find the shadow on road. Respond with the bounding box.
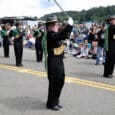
[0,96,46,111]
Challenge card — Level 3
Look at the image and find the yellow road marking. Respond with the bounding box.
[65,77,115,91]
[0,64,115,91]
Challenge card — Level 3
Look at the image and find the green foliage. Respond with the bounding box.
[40,5,115,23]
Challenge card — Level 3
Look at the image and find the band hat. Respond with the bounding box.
[5,23,11,27]
[106,15,115,21]
[15,22,22,27]
[46,15,58,23]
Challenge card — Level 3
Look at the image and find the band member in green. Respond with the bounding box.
[33,23,44,62]
[10,23,24,67]
[1,23,11,57]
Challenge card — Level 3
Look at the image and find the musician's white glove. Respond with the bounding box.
[7,30,10,35]
[67,17,74,26]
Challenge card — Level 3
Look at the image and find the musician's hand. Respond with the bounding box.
[67,17,74,26]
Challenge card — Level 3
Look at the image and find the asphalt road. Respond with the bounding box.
[0,46,115,115]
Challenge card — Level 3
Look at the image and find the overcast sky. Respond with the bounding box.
[0,0,114,18]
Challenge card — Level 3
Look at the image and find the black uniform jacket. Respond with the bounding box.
[47,24,73,56]
[108,24,115,63]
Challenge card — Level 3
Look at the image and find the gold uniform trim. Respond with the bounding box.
[15,34,20,39]
[53,44,65,55]
[113,34,115,39]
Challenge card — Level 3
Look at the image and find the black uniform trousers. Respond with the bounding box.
[104,25,115,76]
[104,51,115,76]
[35,40,43,62]
[14,39,23,66]
[3,38,10,57]
[104,38,115,76]
[47,55,65,107]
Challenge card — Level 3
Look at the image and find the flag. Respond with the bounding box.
[104,25,109,51]
[42,32,48,71]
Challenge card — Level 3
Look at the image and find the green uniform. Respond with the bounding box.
[10,29,23,66]
[1,29,10,57]
[33,29,44,62]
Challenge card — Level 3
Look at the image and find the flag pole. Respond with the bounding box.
[50,0,70,18]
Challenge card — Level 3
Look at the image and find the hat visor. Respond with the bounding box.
[106,17,115,21]
[46,20,58,23]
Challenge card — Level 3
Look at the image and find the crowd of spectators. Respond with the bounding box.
[64,22,106,64]
[0,21,106,65]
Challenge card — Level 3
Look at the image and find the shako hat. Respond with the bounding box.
[46,15,58,23]
[106,15,115,21]
[15,22,22,27]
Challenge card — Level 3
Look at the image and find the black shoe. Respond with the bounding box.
[47,105,60,111]
[16,64,24,67]
[95,63,99,65]
[57,104,63,108]
[16,64,20,67]
[4,56,9,58]
[103,75,114,78]
[20,64,24,66]
[37,60,42,62]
